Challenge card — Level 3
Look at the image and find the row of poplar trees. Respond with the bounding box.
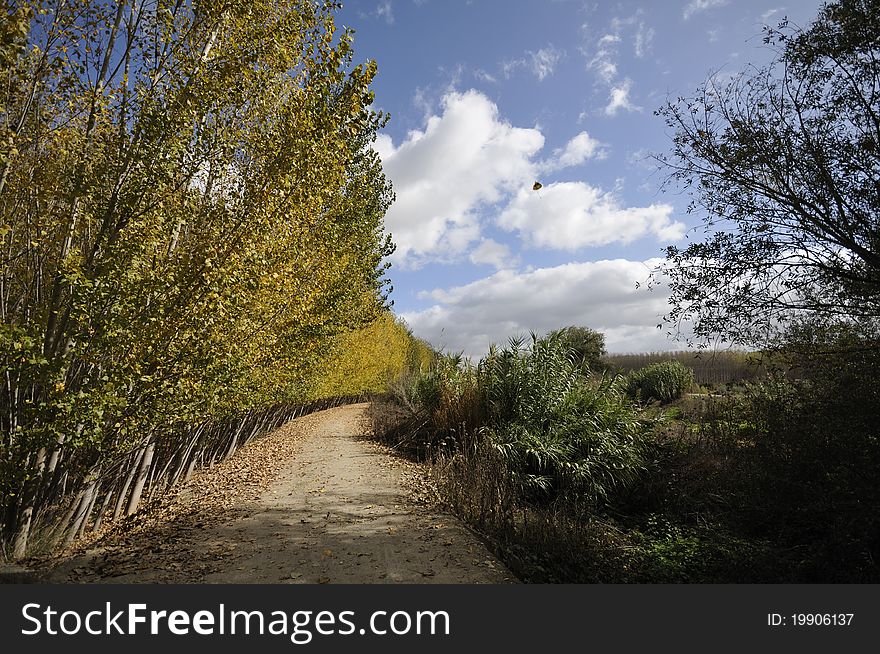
[0,0,412,558]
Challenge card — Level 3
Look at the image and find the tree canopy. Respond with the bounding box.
[655,0,880,346]
[548,325,606,371]
[0,0,418,557]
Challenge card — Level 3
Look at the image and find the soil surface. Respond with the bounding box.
[40,403,515,584]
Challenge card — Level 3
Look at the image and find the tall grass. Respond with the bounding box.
[373,334,654,508]
[626,360,694,404]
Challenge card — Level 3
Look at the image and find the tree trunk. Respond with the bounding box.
[223,417,246,462]
[62,481,95,548]
[171,425,203,486]
[11,447,48,559]
[113,445,146,520]
[73,480,100,541]
[11,505,34,559]
[91,486,115,532]
[125,439,155,516]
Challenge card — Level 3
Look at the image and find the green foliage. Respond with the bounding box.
[655,0,880,344]
[373,322,880,582]
[0,0,409,556]
[643,0,880,581]
[547,325,606,372]
[604,349,766,386]
[480,335,651,505]
[375,332,654,507]
[727,324,880,580]
[626,360,694,404]
[626,516,777,583]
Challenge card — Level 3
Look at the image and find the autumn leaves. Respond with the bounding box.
[0,1,413,556]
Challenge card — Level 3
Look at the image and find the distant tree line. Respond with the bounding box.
[604,351,765,386]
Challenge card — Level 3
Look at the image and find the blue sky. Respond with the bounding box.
[335,0,825,355]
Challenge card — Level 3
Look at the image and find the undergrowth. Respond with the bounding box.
[369,329,880,583]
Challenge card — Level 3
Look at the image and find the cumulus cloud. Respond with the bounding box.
[373,133,395,162]
[468,238,518,270]
[497,182,684,250]
[542,131,606,171]
[683,0,729,20]
[376,90,675,268]
[403,259,679,357]
[377,90,544,267]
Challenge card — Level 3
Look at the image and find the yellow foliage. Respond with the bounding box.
[309,313,435,398]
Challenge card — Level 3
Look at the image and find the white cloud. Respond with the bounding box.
[501,58,524,79]
[529,46,563,81]
[760,7,784,23]
[377,90,544,267]
[373,133,395,162]
[376,90,673,268]
[584,15,652,116]
[545,131,606,170]
[502,45,564,81]
[588,34,620,83]
[376,0,394,24]
[683,0,729,20]
[634,23,655,58]
[402,259,680,357]
[473,68,497,84]
[468,238,517,270]
[497,181,684,250]
[605,78,640,116]
[410,87,435,122]
[627,148,657,171]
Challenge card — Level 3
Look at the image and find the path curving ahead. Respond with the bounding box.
[44,403,515,584]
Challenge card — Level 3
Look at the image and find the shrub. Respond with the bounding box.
[369,353,483,457]
[730,329,880,580]
[379,333,655,507]
[492,376,653,506]
[626,361,694,403]
[547,325,606,372]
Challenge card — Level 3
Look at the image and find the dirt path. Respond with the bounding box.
[42,404,515,584]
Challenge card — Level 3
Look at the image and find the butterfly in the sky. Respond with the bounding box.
[532,181,543,191]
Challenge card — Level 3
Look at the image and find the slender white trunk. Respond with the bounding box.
[113,445,146,520]
[125,439,155,516]
[62,483,94,548]
[91,487,115,532]
[11,505,33,559]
